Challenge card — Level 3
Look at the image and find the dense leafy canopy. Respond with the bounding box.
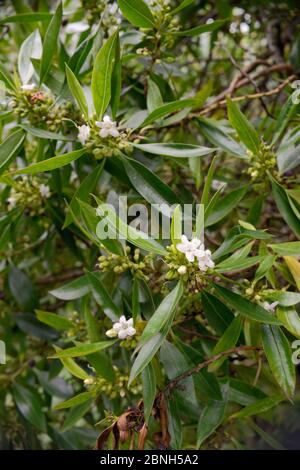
[0,0,300,451]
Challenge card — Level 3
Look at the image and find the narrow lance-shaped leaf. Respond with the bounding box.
[91,31,118,118]
[213,284,282,325]
[139,281,183,344]
[9,148,85,176]
[39,2,62,85]
[66,64,89,120]
[0,129,25,176]
[227,98,260,154]
[117,0,155,28]
[261,325,295,398]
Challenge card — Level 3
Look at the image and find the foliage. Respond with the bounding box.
[0,0,300,451]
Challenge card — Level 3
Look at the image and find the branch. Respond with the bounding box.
[163,345,261,394]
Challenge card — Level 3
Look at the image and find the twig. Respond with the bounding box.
[163,345,261,394]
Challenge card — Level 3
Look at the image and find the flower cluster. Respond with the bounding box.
[8,84,81,132]
[83,366,141,399]
[98,246,154,280]
[246,142,277,181]
[81,0,121,33]
[7,177,51,215]
[77,116,132,158]
[176,235,215,272]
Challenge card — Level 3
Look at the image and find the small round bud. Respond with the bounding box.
[177,265,187,275]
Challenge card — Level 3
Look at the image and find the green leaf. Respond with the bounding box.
[111,33,121,119]
[227,98,260,154]
[39,2,62,85]
[140,99,198,127]
[87,271,120,321]
[53,346,90,380]
[231,396,283,419]
[197,385,228,448]
[94,195,167,255]
[54,391,93,410]
[13,383,46,432]
[197,118,246,158]
[50,340,117,358]
[64,162,104,228]
[129,313,175,385]
[10,148,85,176]
[0,12,52,24]
[62,399,93,431]
[140,281,183,344]
[133,142,216,158]
[271,96,298,146]
[215,255,265,274]
[0,129,25,176]
[269,241,300,256]
[263,290,300,307]
[213,284,282,325]
[174,19,227,37]
[209,315,243,372]
[129,333,165,385]
[117,0,155,28]
[8,264,38,311]
[142,363,156,424]
[66,64,89,120]
[171,0,195,15]
[270,176,300,240]
[277,306,300,338]
[36,309,72,330]
[20,124,72,141]
[262,325,295,398]
[147,78,163,112]
[91,31,118,118]
[123,157,181,211]
[201,290,234,335]
[49,274,91,300]
[205,186,247,227]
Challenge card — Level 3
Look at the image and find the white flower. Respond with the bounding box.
[177,265,187,275]
[39,184,51,198]
[7,195,17,210]
[106,315,136,340]
[21,83,35,91]
[262,301,279,312]
[65,21,89,34]
[77,124,90,145]
[96,115,119,138]
[211,179,227,191]
[176,235,204,262]
[197,248,215,272]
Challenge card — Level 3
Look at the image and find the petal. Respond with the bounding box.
[181,234,188,244]
[113,322,122,331]
[185,252,194,262]
[176,243,186,253]
[127,327,136,337]
[118,330,128,339]
[127,318,134,327]
[95,121,102,128]
[191,238,201,248]
[109,128,119,137]
[103,115,111,123]
[100,128,109,138]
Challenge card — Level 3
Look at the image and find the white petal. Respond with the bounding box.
[176,243,187,253]
[185,251,195,262]
[191,238,201,248]
[95,121,103,128]
[118,329,128,339]
[181,235,188,244]
[113,322,122,331]
[126,327,136,337]
[100,128,109,138]
[127,318,134,327]
[109,128,119,137]
[103,115,111,123]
